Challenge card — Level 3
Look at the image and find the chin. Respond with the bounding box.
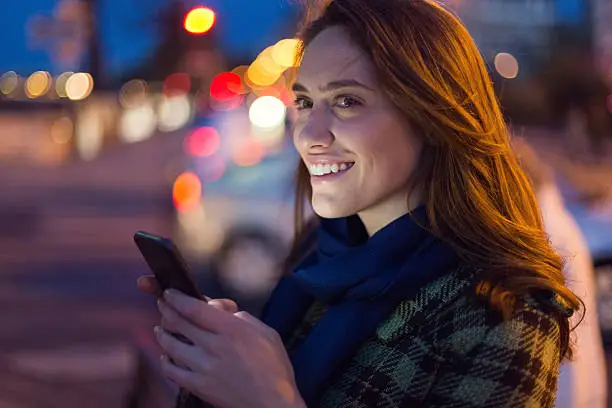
[312,197,357,219]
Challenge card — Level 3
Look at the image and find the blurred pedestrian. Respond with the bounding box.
[138,1,582,407]
[513,137,607,408]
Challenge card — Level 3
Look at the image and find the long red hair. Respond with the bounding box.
[286,0,581,361]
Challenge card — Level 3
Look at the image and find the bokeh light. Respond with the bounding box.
[25,71,52,98]
[119,103,157,143]
[163,73,191,97]
[66,72,94,100]
[0,71,20,96]
[55,72,74,98]
[184,126,221,157]
[173,172,202,212]
[271,39,302,68]
[158,95,193,132]
[119,79,148,108]
[249,96,287,129]
[246,46,286,88]
[232,138,265,167]
[229,65,250,94]
[184,7,216,35]
[494,53,519,79]
[50,116,74,144]
[210,72,242,101]
[75,108,103,160]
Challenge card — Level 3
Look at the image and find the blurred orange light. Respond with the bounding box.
[184,126,221,157]
[272,39,302,68]
[184,7,216,35]
[232,138,265,167]
[26,71,52,98]
[163,73,191,97]
[173,172,202,212]
[229,65,250,94]
[210,72,241,101]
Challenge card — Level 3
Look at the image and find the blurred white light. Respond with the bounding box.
[119,79,148,108]
[0,71,19,95]
[119,103,157,143]
[494,53,519,79]
[76,110,104,161]
[248,96,286,129]
[66,72,94,100]
[158,95,193,132]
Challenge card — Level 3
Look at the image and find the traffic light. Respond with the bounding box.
[184,7,216,35]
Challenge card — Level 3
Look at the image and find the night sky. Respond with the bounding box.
[0,0,298,76]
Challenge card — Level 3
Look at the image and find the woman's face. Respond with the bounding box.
[292,26,422,233]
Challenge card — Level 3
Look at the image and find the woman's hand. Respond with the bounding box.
[154,289,305,408]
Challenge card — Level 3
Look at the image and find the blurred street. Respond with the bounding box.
[0,133,183,407]
[0,127,610,407]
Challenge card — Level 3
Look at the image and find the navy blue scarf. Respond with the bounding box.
[261,206,459,407]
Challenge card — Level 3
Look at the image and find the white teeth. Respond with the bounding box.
[308,162,354,176]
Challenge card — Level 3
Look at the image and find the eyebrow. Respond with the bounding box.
[292,79,375,93]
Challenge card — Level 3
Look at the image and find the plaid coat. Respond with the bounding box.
[178,267,563,408]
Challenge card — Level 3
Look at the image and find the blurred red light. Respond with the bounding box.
[185,126,221,157]
[163,73,191,96]
[210,72,242,101]
[173,172,202,211]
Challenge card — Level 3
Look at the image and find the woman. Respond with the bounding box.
[138,0,582,407]
[513,138,607,408]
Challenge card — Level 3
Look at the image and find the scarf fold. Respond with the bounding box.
[261,206,459,407]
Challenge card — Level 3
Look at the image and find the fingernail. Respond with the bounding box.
[164,289,175,300]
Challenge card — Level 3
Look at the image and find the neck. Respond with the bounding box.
[358,190,423,236]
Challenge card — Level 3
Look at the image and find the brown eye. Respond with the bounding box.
[293,97,313,110]
[335,95,363,109]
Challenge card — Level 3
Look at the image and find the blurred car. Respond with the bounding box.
[170,103,301,311]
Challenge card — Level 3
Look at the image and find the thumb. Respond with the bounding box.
[207,298,239,314]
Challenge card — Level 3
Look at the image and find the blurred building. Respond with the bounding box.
[593,0,612,85]
[452,0,592,75]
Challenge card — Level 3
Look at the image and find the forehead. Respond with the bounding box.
[296,26,377,89]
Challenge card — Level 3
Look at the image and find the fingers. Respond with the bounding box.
[208,298,239,314]
[159,355,209,398]
[158,299,220,350]
[164,290,239,334]
[137,275,162,297]
[155,326,209,372]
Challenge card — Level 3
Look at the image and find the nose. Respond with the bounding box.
[294,108,334,152]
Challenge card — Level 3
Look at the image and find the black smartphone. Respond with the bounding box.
[133,231,202,299]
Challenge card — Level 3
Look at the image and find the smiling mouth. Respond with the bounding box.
[309,162,355,176]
